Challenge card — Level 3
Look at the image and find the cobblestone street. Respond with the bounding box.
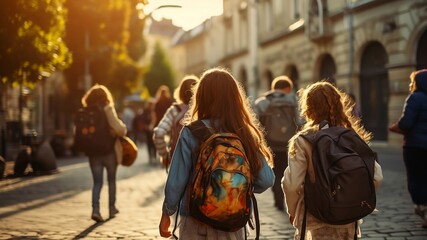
[0,144,426,239]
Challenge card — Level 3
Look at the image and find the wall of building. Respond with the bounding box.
[171,0,427,145]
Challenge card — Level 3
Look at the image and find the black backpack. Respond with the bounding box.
[260,93,297,151]
[74,105,115,156]
[300,122,377,239]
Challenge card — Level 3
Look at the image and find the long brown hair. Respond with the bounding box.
[186,67,273,175]
[289,81,372,156]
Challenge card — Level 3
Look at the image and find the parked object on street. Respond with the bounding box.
[389,69,427,228]
[79,84,127,223]
[119,136,138,167]
[13,147,32,177]
[159,68,274,240]
[153,75,198,171]
[32,140,58,175]
[282,81,383,240]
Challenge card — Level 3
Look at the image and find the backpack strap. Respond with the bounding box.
[171,120,211,240]
[187,120,212,142]
[252,194,260,240]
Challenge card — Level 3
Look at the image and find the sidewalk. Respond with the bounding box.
[0,144,426,239]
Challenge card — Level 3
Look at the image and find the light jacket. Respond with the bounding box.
[162,119,275,216]
[153,103,187,160]
[104,105,127,164]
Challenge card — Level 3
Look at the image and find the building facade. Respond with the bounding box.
[172,0,427,146]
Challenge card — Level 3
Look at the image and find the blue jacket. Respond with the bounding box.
[398,72,427,149]
[162,120,275,216]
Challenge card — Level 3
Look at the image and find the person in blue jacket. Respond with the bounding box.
[158,67,275,239]
[389,69,427,228]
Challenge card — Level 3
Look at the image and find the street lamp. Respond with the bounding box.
[136,3,182,21]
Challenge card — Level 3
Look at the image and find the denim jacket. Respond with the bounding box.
[162,120,275,216]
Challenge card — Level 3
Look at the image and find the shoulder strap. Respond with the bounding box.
[187,120,212,142]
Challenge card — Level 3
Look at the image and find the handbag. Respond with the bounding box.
[119,136,138,166]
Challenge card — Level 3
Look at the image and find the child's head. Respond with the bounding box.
[189,67,274,170]
[410,69,427,93]
[82,84,114,107]
[174,75,198,104]
[192,67,248,122]
[297,81,372,141]
[299,81,349,127]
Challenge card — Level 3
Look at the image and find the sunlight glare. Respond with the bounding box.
[144,0,223,30]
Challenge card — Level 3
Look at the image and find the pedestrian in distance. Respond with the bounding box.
[282,81,383,239]
[158,67,275,239]
[254,75,300,211]
[121,102,136,140]
[150,85,174,165]
[152,85,174,129]
[153,75,198,171]
[389,69,427,228]
[79,84,127,222]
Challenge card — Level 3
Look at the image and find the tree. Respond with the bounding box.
[64,0,142,112]
[0,0,71,85]
[143,41,175,96]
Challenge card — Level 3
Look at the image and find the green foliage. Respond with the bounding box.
[127,0,147,61]
[144,41,175,96]
[0,0,71,85]
[64,0,141,111]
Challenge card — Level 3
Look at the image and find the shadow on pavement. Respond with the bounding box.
[72,218,111,239]
[0,147,164,219]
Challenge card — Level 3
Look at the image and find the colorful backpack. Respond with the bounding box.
[186,121,260,237]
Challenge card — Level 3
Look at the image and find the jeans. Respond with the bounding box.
[89,152,117,211]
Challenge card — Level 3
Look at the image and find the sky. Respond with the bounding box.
[143,0,223,31]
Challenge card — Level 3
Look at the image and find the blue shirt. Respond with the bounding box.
[162,120,275,216]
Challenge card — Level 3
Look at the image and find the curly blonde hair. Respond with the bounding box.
[289,81,372,156]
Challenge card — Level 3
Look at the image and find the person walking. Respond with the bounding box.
[152,75,198,170]
[80,84,127,222]
[254,75,299,211]
[389,69,427,228]
[150,85,174,165]
[282,81,383,239]
[152,85,174,128]
[158,68,275,239]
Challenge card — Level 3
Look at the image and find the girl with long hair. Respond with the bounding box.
[81,84,127,222]
[158,68,274,239]
[282,81,383,239]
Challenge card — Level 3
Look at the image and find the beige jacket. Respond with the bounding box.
[282,134,383,234]
[104,105,127,164]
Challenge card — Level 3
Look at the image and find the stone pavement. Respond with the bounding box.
[0,144,426,239]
